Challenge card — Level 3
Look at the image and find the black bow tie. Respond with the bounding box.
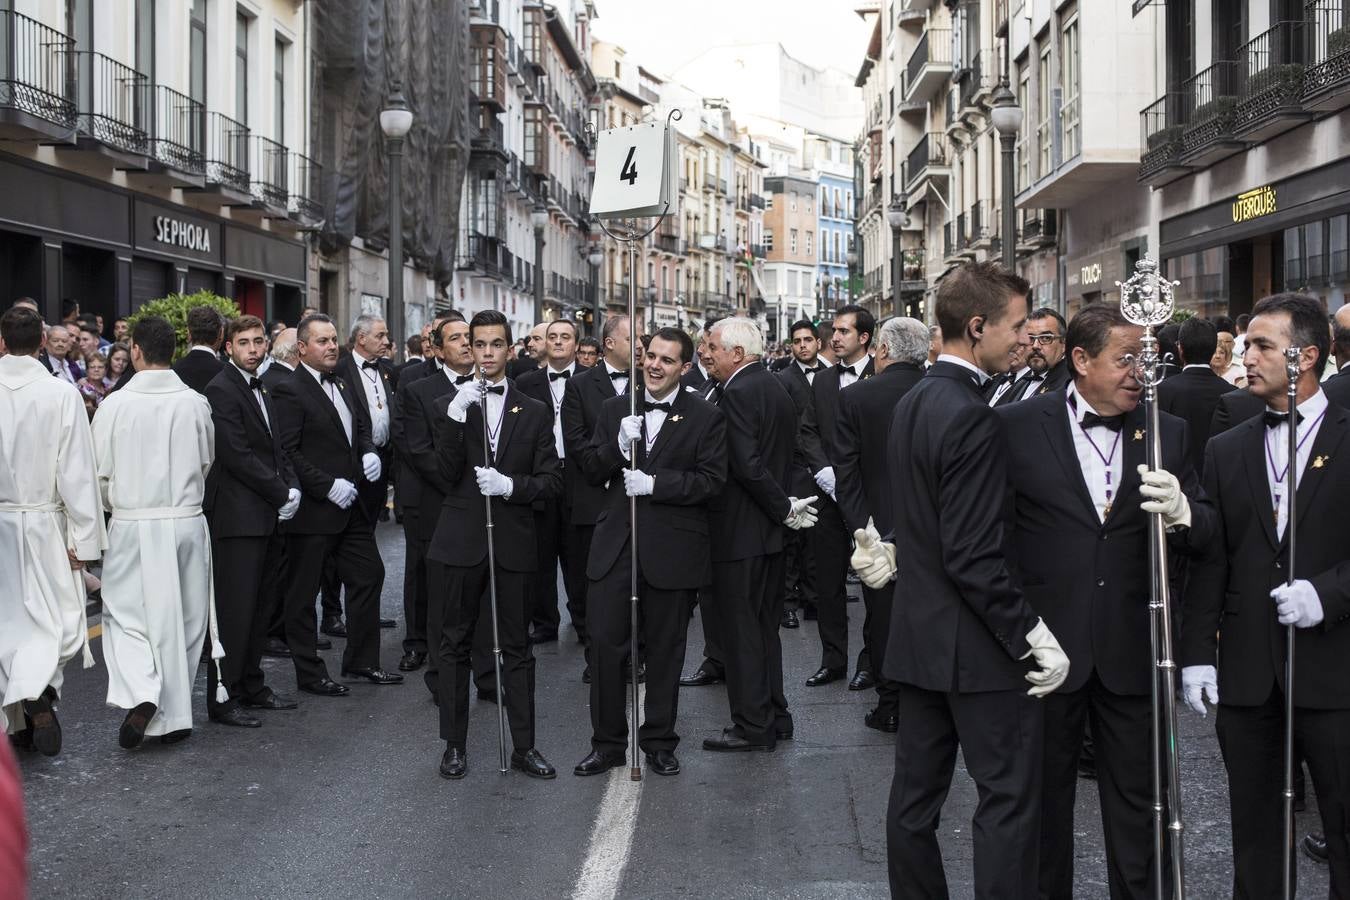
[1082,411,1124,432]
[320,372,341,385]
[803,365,822,374]
[643,401,673,413]
[549,369,571,381]
[708,383,724,402]
[837,364,856,377]
[608,369,629,380]
[361,359,380,370]
[484,384,505,395]
[1264,409,1300,429]
[248,377,263,391]
[453,374,475,385]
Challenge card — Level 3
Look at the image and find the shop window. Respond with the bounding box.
[1305,221,1327,287]
[1284,225,1304,288]
[234,277,265,319]
[1331,215,1349,283]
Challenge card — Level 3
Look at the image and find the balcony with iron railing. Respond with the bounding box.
[471,114,507,161]
[1304,0,1350,110]
[463,231,501,276]
[968,201,994,249]
[703,172,717,192]
[956,48,993,116]
[904,27,951,103]
[68,50,150,156]
[903,132,948,195]
[1180,60,1244,165]
[1234,19,1311,139]
[148,84,204,178]
[289,153,323,222]
[750,193,765,210]
[1138,92,1190,185]
[250,135,289,210]
[0,10,75,137]
[202,112,250,195]
[1016,208,1057,252]
[868,96,883,134]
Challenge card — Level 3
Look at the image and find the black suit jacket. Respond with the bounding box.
[203,365,296,539]
[1158,366,1238,475]
[259,361,293,392]
[516,362,588,510]
[1023,358,1071,400]
[1324,369,1350,408]
[708,363,795,563]
[807,357,875,465]
[1182,404,1350,708]
[1208,387,1266,438]
[270,366,375,535]
[561,362,637,526]
[425,385,561,571]
[884,361,1041,693]
[680,365,710,392]
[999,393,1212,696]
[835,362,925,535]
[172,348,223,394]
[391,367,472,541]
[335,353,398,520]
[775,363,827,496]
[581,389,726,588]
[507,356,540,380]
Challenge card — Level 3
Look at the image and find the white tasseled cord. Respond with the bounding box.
[205,549,228,703]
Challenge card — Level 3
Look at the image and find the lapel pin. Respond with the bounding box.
[1133,429,1143,441]
[1313,455,1328,469]
[510,405,521,414]
[671,414,682,422]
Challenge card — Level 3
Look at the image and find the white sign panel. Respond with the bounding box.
[589,122,675,219]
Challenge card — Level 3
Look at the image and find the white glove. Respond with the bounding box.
[475,466,513,498]
[362,452,382,482]
[618,415,643,455]
[1272,579,1324,629]
[1181,665,1219,717]
[814,466,836,501]
[783,495,819,530]
[1137,464,1191,529]
[447,383,482,421]
[277,488,301,521]
[326,478,357,509]
[623,468,654,497]
[850,518,897,589]
[1021,618,1070,698]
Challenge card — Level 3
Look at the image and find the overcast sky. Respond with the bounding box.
[591,0,874,80]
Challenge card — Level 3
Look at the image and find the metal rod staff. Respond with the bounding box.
[479,364,509,774]
[1281,345,1302,900]
[1117,259,1186,899]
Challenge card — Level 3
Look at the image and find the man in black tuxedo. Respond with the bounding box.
[515,319,584,644]
[1000,304,1213,899]
[335,315,398,526]
[1158,315,1237,475]
[270,314,402,696]
[1209,385,1266,437]
[506,322,546,379]
[426,310,561,780]
[255,327,305,657]
[800,304,876,690]
[886,262,1070,899]
[1021,308,1071,401]
[573,328,726,777]
[203,315,300,727]
[560,314,641,656]
[1181,292,1350,897]
[679,328,713,391]
[171,305,224,394]
[702,316,819,752]
[834,316,929,735]
[776,319,828,631]
[983,340,1032,406]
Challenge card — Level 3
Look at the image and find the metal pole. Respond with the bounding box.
[1001,131,1016,271]
[1282,345,1302,900]
[388,135,405,356]
[480,365,509,774]
[534,220,545,326]
[626,227,642,783]
[891,225,902,319]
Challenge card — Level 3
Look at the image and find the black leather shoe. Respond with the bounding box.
[342,667,404,685]
[261,637,291,658]
[511,748,557,779]
[21,689,61,757]
[581,665,591,684]
[574,749,625,776]
[299,678,349,697]
[398,650,426,672]
[160,729,192,745]
[805,666,846,687]
[379,617,396,629]
[320,616,347,637]
[118,702,157,749]
[624,662,647,684]
[864,709,899,733]
[1303,832,1329,863]
[679,665,723,687]
[849,670,876,691]
[240,691,297,710]
[439,746,467,780]
[530,627,559,644]
[645,750,680,776]
[780,608,800,629]
[315,636,333,650]
[8,729,34,752]
[209,707,261,728]
[703,732,775,753]
[476,687,500,703]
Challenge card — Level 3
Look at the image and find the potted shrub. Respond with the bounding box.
[125,290,241,363]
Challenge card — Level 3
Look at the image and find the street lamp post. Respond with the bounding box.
[846,248,858,306]
[531,192,549,326]
[990,79,1023,272]
[578,234,603,337]
[379,84,414,355]
[886,194,909,319]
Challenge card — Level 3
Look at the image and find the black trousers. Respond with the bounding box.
[207,534,281,712]
[423,558,497,698]
[860,583,898,716]
[690,585,725,677]
[434,561,534,750]
[529,497,565,634]
[888,682,1043,900]
[568,523,594,642]
[811,499,850,671]
[319,552,342,620]
[708,554,789,745]
[589,554,691,755]
[783,525,817,613]
[264,533,289,641]
[1040,672,1161,900]
[284,524,384,685]
[401,513,428,653]
[1216,687,1350,899]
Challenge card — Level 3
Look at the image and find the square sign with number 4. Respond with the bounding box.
[589,122,675,219]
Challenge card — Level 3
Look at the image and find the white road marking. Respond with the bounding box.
[571,682,646,900]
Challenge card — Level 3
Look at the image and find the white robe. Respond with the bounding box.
[92,369,217,736]
[0,355,106,733]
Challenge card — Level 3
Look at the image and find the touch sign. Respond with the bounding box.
[589,122,677,220]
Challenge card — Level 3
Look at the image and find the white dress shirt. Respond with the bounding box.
[836,355,867,389]
[989,366,1030,406]
[1066,384,1125,523]
[352,351,390,447]
[231,360,269,430]
[796,358,822,386]
[604,360,630,396]
[302,362,353,444]
[1265,389,1328,539]
[546,362,575,459]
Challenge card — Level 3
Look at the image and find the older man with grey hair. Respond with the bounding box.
[834,316,930,734]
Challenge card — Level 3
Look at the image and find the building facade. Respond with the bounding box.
[762,171,819,340]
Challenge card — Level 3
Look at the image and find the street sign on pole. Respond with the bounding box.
[589,121,677,220]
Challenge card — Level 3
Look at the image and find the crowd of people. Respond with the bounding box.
[3,259,1350,897]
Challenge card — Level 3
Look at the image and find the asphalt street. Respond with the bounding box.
[16,522,1332,898]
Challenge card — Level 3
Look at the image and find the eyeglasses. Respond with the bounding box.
[1027,333,1063,346]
